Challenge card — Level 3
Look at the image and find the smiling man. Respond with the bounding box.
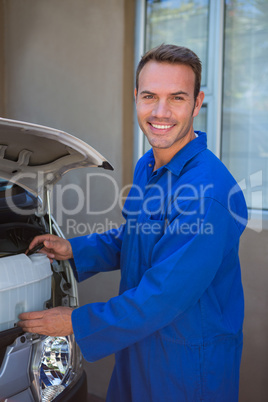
[19,45,248,402]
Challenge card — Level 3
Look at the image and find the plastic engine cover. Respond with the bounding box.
[0,253,52,331]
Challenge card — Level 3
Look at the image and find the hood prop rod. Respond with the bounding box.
[46,188,52,234]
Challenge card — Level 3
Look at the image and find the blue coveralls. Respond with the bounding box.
[70,132,248,401]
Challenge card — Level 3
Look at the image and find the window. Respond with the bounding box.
[134,0,268,212]
[145,0,210,87]
[221,1,268,210]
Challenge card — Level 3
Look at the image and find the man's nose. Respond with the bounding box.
[152,100,172,119]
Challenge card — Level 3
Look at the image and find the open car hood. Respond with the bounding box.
[0,117,113,197]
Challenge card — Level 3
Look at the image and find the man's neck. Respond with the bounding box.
[152,130,196,171]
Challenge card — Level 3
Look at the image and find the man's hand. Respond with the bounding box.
[26,234,73,261]
[17,307,74,336]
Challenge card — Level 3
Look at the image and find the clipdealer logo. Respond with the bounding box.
[228,170,263,233]
[4,169,265,234]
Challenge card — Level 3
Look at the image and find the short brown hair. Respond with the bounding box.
[136,44,202,100]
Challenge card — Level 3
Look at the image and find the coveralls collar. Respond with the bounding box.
[147,131,207,177]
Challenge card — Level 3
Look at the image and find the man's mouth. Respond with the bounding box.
[149,123,175,130]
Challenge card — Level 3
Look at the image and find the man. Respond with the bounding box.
[18,44,248,401]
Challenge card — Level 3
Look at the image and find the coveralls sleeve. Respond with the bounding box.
[69,224,125,282]
[71,197,246,362]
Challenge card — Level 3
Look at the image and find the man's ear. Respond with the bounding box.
[193,91,205,118]
[134,88,137,103]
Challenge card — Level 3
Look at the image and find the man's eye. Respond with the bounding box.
[173,96,183,101]
[143,95,154,99]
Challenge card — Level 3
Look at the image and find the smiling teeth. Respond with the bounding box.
[151,124,173,129]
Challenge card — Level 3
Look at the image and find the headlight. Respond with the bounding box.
[30,334,82,401]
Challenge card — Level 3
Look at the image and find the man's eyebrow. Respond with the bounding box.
[170,91,189,96]
[139,90,156,95]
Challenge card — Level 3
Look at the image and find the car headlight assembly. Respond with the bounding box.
[30,334,82,401]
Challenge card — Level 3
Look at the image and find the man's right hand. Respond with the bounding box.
[26,234,73,261]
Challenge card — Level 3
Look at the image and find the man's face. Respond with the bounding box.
[135,61,204,154]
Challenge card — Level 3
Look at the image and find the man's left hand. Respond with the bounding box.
[18,307,74,336]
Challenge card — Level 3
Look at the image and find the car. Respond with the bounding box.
[0,117,113,401]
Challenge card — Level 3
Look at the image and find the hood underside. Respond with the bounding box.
[0,118,113,197]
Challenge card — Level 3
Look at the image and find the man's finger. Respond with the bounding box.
[27,236,46,251]
[17,319,43,330]
[27,234,57,254]
[18,311,45,320]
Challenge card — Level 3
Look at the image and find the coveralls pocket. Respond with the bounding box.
[139,333,203,402]
[138,215,166,268]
